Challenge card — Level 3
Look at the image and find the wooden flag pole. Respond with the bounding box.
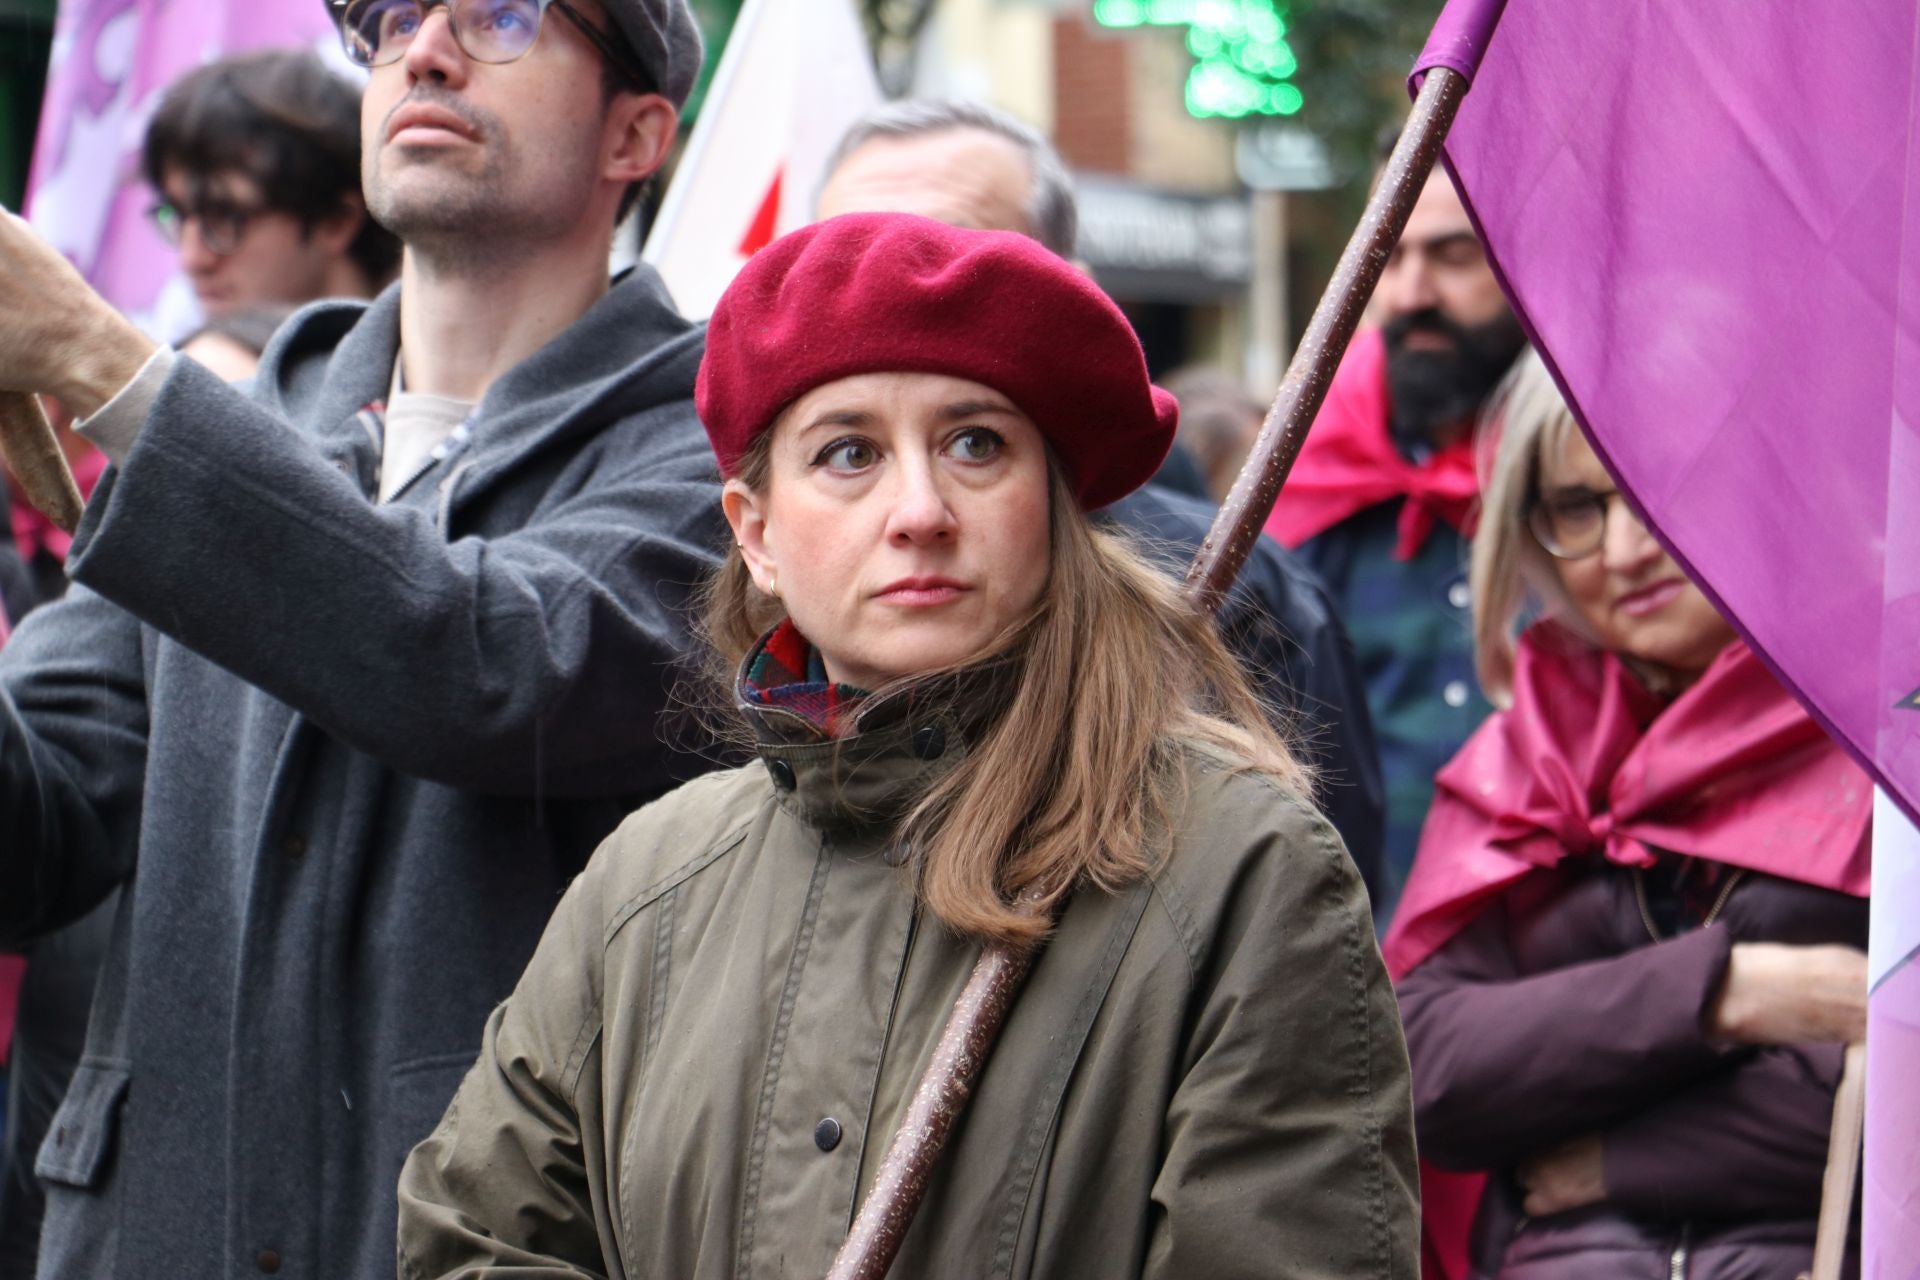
[826,64,1474,1280]
[1185,67,1470,608]
[0,392,84,535]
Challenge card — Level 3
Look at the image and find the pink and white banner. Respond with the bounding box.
[24,0,349,340]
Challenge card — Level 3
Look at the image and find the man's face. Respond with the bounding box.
[160,169,343,316]
[817,128,1035,235]
[1376,171,1506,332]
[1375,171,1523,451]
[360,0,620,248]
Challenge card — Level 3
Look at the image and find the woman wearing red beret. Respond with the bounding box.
[397,213,1417,1279]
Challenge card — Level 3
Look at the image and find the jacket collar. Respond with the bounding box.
[249,267,704,510]
[736,629,1018,836]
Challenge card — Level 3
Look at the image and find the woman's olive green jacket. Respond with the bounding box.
[397,681,1418,1279]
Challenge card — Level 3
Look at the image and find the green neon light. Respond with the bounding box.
[1096,0,1302,120]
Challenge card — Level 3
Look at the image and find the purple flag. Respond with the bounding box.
[24,0,348,339]
[1416,0,1918,1274]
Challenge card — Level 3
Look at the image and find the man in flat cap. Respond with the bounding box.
[0,1,715,1273]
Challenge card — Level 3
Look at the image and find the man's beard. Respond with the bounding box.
[364,87,580,266]
[1382,307,1527,457]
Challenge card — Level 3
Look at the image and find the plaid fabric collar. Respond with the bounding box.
[739,620,871,737]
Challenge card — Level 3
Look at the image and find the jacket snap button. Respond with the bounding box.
[257,1250,282,1274]
[911,723,946,760]
[766,759,797,792]
[284,834,308,859]
[814,1117,843,1152]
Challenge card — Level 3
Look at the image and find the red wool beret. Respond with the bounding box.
[695,212,1178,510]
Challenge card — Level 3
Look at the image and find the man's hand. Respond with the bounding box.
[1706,942,1868,1046]
[1518,1134,1606,1217]
[0,206,156,418]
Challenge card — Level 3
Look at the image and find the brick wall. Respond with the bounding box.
[1051,15,1131,174]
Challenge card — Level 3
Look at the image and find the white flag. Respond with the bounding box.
[642,0,882,319]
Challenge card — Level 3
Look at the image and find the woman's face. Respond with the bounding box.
[1539,430,1735,683]
[723,372,1054,690]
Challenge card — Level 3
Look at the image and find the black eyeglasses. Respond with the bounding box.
[331,0,650,89]
[146,198,262,256]
[1526,485,1625,560]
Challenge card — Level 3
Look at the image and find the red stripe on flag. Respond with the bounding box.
[738,169,784,257]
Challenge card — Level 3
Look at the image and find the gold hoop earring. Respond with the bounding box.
[769,569,779,599]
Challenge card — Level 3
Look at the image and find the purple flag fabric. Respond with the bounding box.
[24,0,347,339]
[1412,0,1505,87]
[1417,1,1918,1274]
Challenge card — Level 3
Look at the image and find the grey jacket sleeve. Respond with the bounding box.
[1146,792,1417,1279]
[64,357,722,798]
[0,585,149,942]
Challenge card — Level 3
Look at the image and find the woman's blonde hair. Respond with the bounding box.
[1469,350,1586,705]
[703,434,1311,948]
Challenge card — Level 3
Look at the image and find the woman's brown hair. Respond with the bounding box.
[703,431,1312,949]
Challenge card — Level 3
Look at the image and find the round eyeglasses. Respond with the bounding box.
[1526,486,1625,560]
[332,0,649,89]
[146,198,260,257]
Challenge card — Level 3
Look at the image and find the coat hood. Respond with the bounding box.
[249,266,708,506]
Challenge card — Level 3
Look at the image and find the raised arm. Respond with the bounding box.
[64,356,723,796]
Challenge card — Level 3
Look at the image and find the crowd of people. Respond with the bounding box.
[0,0,1872,1277]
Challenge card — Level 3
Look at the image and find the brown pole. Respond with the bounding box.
[0,392,84,535]
[827,66,1473,1280]
[1185,67,1471,610]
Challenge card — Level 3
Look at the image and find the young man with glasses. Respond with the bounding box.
[141,49,401,321]
[0,1,710,1275]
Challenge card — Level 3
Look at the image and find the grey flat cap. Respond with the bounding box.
[605,0,705,108]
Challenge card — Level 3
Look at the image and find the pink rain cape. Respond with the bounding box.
[1386,625,1871,983]
[1262,327,1479,560]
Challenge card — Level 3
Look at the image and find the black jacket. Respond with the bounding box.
[1101,484,1386,899]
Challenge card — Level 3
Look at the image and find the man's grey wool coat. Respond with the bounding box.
[0,268,725,1278]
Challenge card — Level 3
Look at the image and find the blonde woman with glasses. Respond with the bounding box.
[1383,351,1872,1280]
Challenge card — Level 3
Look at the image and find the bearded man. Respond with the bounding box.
[1265,136,1529,923]
[0,1,718,1274]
